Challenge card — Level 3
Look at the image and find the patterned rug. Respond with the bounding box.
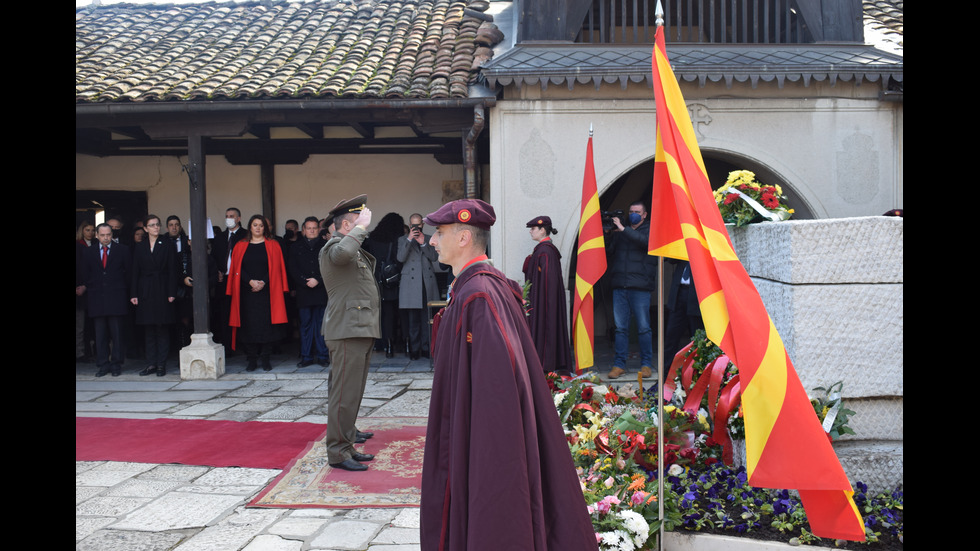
[249,417,427,509]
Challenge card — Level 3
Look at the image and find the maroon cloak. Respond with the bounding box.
[522,239,571,373]
[421,261,598,551]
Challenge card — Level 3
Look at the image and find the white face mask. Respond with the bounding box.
[225,218,238,229]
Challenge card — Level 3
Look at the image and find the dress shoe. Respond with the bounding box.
[318,357,330,367]
[95,367,110,378]
[111,369,121,377]
[356,430,374,440]
[297,359,315,368]
[639,366,653,378]
[608,366,626,379]
[355,436,367,444]
[351,452,374,462]
[156,367,166,377]
[261,357,272,371]
[139,365,158,376]
[329,458,368,471]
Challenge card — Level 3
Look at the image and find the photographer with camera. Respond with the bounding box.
[398,213,440,360]
[605,200,657,379]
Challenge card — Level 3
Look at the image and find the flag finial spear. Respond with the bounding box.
[589,123,593,137]
[655,0,664,27]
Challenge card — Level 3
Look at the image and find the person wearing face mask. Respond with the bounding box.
[106,217,126,244]
[212,208,248,350]
[605,200,658,380]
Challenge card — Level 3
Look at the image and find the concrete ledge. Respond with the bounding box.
[665,531,834,550]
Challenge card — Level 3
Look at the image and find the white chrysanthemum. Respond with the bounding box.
[596,530,619,551]
[553,391,567,410]
[612,529,636,551]
[617,510,650,546]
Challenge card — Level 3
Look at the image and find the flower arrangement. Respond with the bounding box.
[809,380,856,441]
[549,367,903,548]
[714,170,794,227]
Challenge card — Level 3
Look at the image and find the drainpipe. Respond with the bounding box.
[463,103,486,199]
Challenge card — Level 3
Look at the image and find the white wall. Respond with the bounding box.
[488,96,903,284]
[76,153,466,234]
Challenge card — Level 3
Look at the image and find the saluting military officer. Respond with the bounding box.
[319,195,381,471]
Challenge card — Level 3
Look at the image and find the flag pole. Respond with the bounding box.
[654,6,666,551]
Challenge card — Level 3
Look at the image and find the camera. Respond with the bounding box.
[600,209,624,232]
[410,223,423,233]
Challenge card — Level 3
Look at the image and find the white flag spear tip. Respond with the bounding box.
[656,0,664,27]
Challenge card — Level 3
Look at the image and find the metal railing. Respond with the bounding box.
[578,0,812,44]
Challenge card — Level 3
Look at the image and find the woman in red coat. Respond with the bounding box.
[522,215,571,374]
[226,214,289,371]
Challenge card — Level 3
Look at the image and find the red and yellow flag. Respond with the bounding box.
[648,26,865,541]
[572,134,606,374]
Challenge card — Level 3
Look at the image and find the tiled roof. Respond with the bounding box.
[75,0,503,103]
[863,0,902,55]
[482,43,903,91]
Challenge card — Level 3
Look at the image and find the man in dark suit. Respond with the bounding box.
[663,260,704,365]
[289,216,330,367]
[212,208,247,347]
[77,223,132,376]
[319,195,380,472]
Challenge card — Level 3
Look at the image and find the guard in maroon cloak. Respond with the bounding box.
[421,200,598,551]
[522,215,572,375]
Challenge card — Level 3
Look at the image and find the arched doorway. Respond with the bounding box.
[567,151,809,371]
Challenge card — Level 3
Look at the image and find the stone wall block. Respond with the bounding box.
[752,279,903,396]
[730,216,903,284]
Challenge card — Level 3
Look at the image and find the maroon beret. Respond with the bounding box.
[526,215,553,228]
[424,199,496,230]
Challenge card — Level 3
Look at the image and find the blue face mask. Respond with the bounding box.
[629,212,643,225]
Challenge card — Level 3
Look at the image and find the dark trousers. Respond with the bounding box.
[401,308,429,354]
[93,315,126,371]
[143,324,170,368]
[663,284,705,365]
[298,305,329,361]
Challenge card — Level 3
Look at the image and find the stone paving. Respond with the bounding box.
[76,346,436,551]
[76,339,638,550]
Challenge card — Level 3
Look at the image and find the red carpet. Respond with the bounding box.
[75,417,326,469]
[249,417,427,508]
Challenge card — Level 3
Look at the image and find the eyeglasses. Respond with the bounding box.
[146,223,161,227]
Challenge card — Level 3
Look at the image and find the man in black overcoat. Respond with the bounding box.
[77,223,132,376]
[288,217,330,367]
